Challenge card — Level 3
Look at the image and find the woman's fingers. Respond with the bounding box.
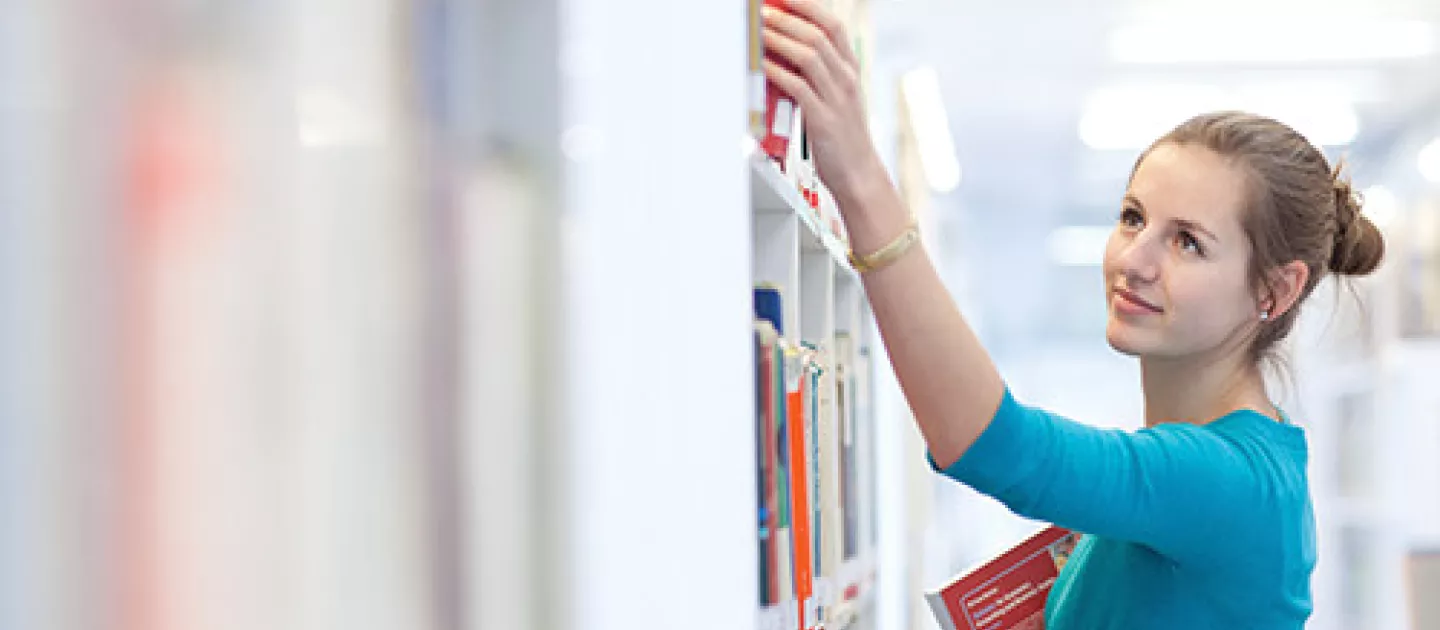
[761,57,819,114]
[763,7,855,98]
[776,0,859,71]
[762,24,836,103]
[761,1,878,204]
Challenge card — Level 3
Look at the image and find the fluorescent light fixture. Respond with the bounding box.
[1111,20,1435,64]
[1080,84,1226,150]
[1249,101,1358,147]
[1079,84,1358,150]
[1420,137,1440,183]
[901,66,962,193]
[1048,226,1113,266]
[1361,185,1399,229]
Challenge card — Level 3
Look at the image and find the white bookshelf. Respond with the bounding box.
[491,1,898,628]
[756,553,879,630]
[750,148,882,630]
[752,153,858,270]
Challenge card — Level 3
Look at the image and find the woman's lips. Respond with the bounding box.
[1113,288,1163,315]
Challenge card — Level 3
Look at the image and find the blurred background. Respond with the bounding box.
[1,1,1438,630]
[881,2,1440,630]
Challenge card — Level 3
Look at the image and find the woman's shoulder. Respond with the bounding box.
[1206,408,1309,454]
[1138,409,1310,489]
[1200,409,1313,496]
[1133,407,1308,448]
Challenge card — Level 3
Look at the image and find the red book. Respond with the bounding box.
[925,526,1080,630]
[755,321,783,604]
[760,0,798,163]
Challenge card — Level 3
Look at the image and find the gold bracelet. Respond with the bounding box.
[848,218,919,274]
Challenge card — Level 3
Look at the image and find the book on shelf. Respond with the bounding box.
[758,282,871,630]
[788,342,820,629]
[790,126,822,229]
[755,319,780,604]
[757,0,798,163]
[754,285,792,608]
[925,526,1080,630]
[835,332,860,562]
[755,284,816,628]
[856,345,877,552]
[813,339,841,615]
[747,0,767,139]
[805,343,833,624]
[748,0,860,256]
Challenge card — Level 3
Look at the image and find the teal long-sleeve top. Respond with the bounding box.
[929,387,1316,629]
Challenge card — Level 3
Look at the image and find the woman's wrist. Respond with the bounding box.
[849,217,919,274]
[833,158,912,256]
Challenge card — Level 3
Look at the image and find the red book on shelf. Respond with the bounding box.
[755,321,783,604]
[925,526,1080,630]
[760,0,798,164]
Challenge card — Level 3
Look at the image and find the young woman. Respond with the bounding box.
[761,2,1386,627]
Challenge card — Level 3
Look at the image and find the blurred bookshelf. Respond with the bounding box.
[0,0,913,628]
[1291,220,1440,630]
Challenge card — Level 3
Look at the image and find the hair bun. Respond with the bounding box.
[1328,173,1384,276]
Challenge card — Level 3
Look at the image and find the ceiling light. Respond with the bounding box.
[901,66,962,193]
[1247,101,1358,147]
[1079,84,1359,150]
[1419,137,1440,183]
[1079,84,1226,150]
[1111,20,1435,64]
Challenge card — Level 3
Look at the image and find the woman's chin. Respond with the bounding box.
[1106,323,1145,357]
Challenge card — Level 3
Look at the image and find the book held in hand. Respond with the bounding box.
[925,526,1080,630]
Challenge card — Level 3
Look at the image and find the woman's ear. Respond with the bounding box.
[1260,260,1310,321]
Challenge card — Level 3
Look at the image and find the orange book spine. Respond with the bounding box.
[788,385,816,630]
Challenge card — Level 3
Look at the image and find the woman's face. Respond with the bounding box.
[1103,143,1260,359]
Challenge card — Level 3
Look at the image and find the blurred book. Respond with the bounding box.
[836,332,860,561]
[1411,549,1440,630]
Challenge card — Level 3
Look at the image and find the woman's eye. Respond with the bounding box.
[1119,208,1143,228]
[1179,232,1203,255]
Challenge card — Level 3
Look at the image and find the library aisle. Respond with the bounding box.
[3,1,1440,630]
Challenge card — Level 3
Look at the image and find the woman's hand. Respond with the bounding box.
[761,0,887,209]
[764,3,1006,476]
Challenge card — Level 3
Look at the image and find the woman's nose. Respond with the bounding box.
[1114,232,1161,284]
